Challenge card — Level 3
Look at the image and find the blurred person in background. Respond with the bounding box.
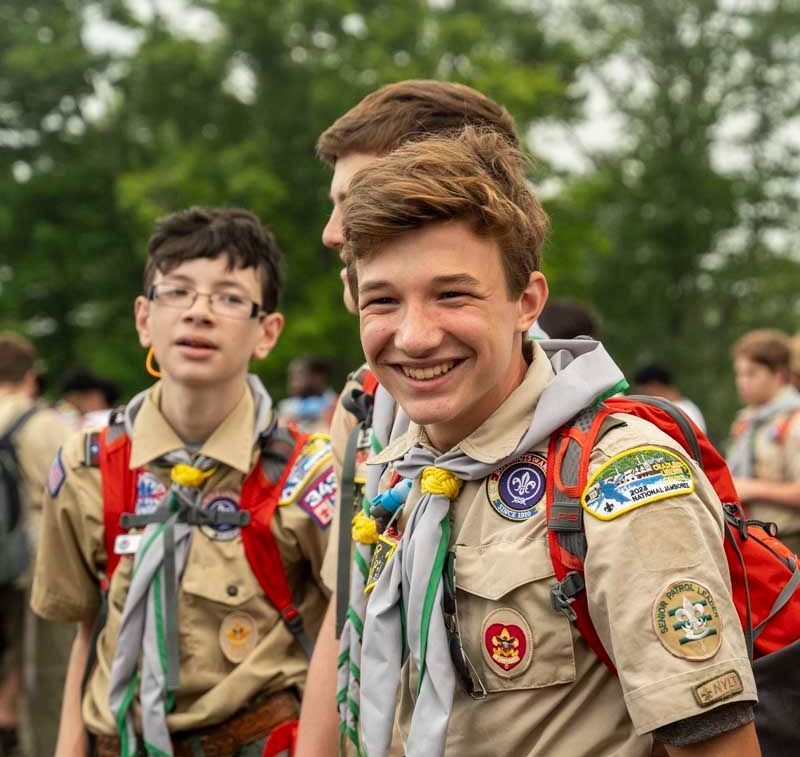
[0,332,71,757]
[277,355,337,433]
[634,362,707,432]
[57,367,121,430]
[727,329,800,555]
[790,332,800,390]
[536,297,599,340]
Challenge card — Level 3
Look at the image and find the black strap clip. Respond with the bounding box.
[550,571,585,622]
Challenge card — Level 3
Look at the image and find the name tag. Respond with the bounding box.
[114,533,142,556]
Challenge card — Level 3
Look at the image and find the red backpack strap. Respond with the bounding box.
[96,423,138,584]
[774,408,800,446]
[546,404,622,674]
[240,426,316,657]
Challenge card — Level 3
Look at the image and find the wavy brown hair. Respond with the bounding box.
[342,126,548,300]
[317,80,518,165]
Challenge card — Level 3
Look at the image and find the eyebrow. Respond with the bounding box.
[358,273,483,296]
[160,273,248,291]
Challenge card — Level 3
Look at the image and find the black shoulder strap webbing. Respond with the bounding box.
[0,406,39,444]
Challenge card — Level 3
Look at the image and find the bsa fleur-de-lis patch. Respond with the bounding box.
[481,608,533,677]
[486,453,547,522]
[652,579,722,660]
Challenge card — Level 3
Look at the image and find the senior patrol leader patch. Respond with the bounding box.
[200,491,242,542]
[582,445,694,521]
[487,453,547,522]
[652,579,722,661]
[481,608,533,677]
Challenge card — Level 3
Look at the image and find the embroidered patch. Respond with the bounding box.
[365,532,399,594]
[278,438,332,505]
[200,491,242,542]
[652,579,722,660]
[47,449,66,498]
[582,445,694,521]
[481,608,533,678]
[219,611,258,663]
[694,670,744,707]
[297,467,335,528]
[486,453,547,522]
[135,471,167,516]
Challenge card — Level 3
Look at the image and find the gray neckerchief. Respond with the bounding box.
[108,375,272,756]
[726,386,800,477]
[359,339,626,757]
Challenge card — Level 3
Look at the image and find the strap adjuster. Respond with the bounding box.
[550,571,585,622]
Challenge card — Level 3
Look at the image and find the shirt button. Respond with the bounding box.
[226,585,238,597]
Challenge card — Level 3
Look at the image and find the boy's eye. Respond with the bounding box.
[440,291,469,300]
[218,293,247,306]
[362,296,395,308]
[162,286,190,300]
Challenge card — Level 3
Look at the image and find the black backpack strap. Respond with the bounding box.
[260,425,299,483]
[0,406,39,443]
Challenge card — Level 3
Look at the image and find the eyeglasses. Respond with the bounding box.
[147,284,263,320]
[442,550,486,700]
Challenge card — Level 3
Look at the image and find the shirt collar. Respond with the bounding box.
[372,340,555,466]
[129,383,258,474]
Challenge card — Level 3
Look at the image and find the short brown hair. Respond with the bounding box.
[317,80,518,165]
[143,207,284,313]
[342,126,548,299]
[0,332,37,384]
[731,329,791,372]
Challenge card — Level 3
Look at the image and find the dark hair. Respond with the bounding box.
[342,126,548,300]
[143,207,284,313]
[290,355,333,379]
[318,79,519,165]
[537,299,599,340]
[0,332,36,384]
[634,363,674,388]
[61,368,121,406]
[731,329,791,373]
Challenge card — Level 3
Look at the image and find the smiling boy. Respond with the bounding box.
[32,207,333,756]
[338,128,759,756]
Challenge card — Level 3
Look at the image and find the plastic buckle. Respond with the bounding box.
[550,571,584,622]
[281,606,304,636]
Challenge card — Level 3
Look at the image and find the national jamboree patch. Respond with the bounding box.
[278,437,332,505]
[581,445,694,520]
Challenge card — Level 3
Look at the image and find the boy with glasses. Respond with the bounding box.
[32,207,333,756]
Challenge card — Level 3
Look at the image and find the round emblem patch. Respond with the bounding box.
[652,579,722,661]
[219,611,258,664]
[486,453,546,521]
[200,491,241,542]
[481,608,533,678]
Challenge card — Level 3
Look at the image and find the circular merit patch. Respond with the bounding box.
[481,608,533,678]
[486,453,547,522]
[200,491,241,542]
[219,611,258,664]
[652,579,722,661]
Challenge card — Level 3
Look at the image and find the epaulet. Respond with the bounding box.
[278,432,334,528]
[774,408,800,446]
[82,407,127,467]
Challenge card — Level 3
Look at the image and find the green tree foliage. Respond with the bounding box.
[545,0,800,437]
[1,0,582,398]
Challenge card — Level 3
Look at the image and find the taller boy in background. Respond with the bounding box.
[32,208,334,756]
[297,80,527,755]
[728,328,800,555]
[339,127,758,756]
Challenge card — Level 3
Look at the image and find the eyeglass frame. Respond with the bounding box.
[442,550,487,700]
[146,283,264,320]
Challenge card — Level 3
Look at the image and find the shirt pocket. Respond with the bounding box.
[454,537,576,692]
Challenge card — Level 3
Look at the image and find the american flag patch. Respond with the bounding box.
[47,449,66,498]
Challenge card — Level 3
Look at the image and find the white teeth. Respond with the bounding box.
[401,361,456,380]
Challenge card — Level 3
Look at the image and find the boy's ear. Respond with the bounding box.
[515,271,549,334]
[252,312,284,360]
[134,296,152,348]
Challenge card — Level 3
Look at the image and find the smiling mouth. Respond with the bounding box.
[400,360,459,381]
[176,337,217,350]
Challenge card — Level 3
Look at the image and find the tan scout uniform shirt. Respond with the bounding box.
[372,358,756,756]
[0,394,70,557]
[735,407,800,539]
[31,383,331,736]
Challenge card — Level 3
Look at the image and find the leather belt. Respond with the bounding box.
[93,689,299,756]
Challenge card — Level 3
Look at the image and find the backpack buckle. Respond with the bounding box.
[550,571,585,622]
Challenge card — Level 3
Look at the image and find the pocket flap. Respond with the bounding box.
[454,537,554,600]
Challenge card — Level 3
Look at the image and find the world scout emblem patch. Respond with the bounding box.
[487,452,547,522]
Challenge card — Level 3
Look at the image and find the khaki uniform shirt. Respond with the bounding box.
[371,358,756,756]
[0,394,70,558]
[31,383,332,735]
[731,405,800,537]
